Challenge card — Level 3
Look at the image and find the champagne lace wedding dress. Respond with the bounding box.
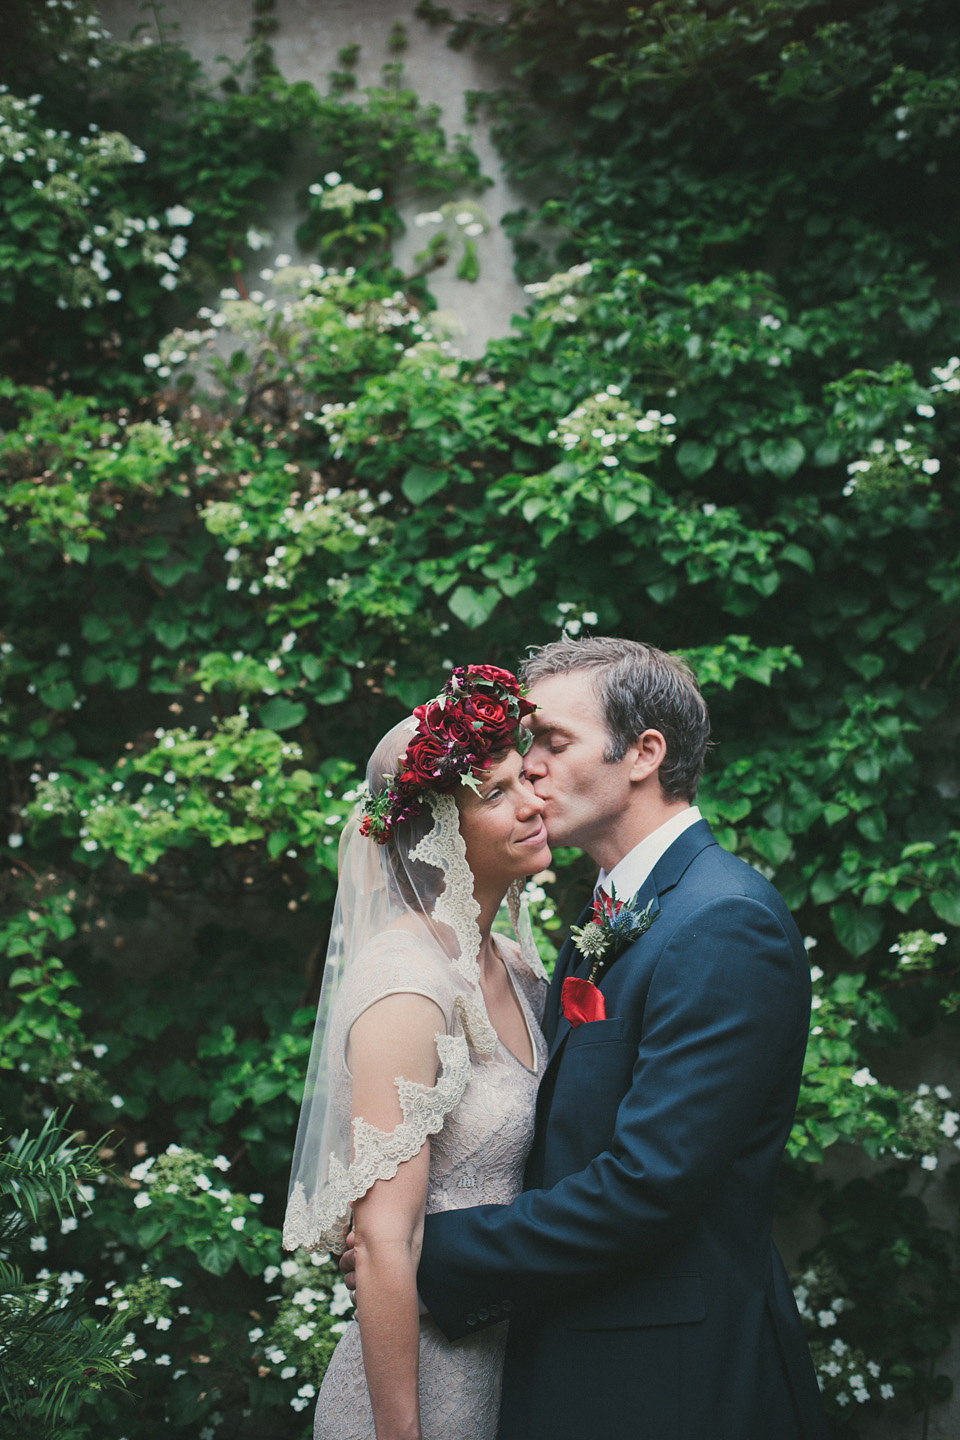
[310,930,547,1440]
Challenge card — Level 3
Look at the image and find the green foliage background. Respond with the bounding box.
[1,0,959,1435]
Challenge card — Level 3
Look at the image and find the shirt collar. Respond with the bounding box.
[596,806,702,900]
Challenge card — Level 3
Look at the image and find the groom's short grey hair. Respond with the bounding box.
[519,637,711,802]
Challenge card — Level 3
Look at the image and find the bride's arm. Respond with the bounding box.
[347,991,445,1440]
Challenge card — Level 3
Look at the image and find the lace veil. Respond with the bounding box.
[283,718,544,1256]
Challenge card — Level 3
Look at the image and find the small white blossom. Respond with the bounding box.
[330,1282,354,1316]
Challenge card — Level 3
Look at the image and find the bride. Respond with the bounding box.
[283,664,552,1440]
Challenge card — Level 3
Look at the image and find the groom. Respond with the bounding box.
[415,637,828,1440]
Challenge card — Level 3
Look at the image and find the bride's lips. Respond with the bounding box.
[519,821,549,847]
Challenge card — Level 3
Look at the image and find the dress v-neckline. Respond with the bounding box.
[489,933,538,1073]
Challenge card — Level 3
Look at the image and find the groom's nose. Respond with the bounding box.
[523,744,547,781]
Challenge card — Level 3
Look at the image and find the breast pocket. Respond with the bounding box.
[547,1017,637,1167]
[563,1016,626,1047]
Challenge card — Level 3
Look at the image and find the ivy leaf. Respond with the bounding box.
[930,888,960,926]
[38,681,77,711]
[830,902,882,957]
[258,698,307,732]
[676,440,717,479]
[193,1236,238,1276]
[780,544,815,574]
[747,827,793,866]
[759,438,806,480]
[588,96,626,121]
[401,465,446,505]
[314,668,351,705]
[602,494,637,524]
[448,584,500,629]
[267,830,294,859]
[521,495,550,523]
[154,621,188,651]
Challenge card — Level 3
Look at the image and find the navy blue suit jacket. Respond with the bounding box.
[417,820,828,1440]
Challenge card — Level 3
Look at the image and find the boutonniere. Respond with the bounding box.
[561,888,659,1027]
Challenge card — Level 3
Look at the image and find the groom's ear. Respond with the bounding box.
[628,728,668,784]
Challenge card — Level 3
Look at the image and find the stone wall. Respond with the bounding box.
[97,0,529,355]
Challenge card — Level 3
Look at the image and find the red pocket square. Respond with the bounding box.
[561,975,607,1027]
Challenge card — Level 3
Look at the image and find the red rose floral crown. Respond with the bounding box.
[359,665,536,844]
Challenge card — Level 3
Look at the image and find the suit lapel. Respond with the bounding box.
[542,819,718,1070]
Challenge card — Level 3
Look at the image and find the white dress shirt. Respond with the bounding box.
[596,806,703,900]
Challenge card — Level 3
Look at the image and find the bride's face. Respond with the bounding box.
[457,749,551,890]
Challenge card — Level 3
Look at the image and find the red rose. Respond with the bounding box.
[413,699,444,729]
[433,706,483,751]
[401,733,449,785]
[460,692,513,737]
[466,664,522,694]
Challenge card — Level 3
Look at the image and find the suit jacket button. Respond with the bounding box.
[466,1313,477,1327]
[502,1298,514,1313]
[477,1308,490,1321]
[489,1304,501,1319]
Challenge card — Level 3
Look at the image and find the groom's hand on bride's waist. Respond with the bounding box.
[340,1228,429,1317]
[340,1229,357,1295]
